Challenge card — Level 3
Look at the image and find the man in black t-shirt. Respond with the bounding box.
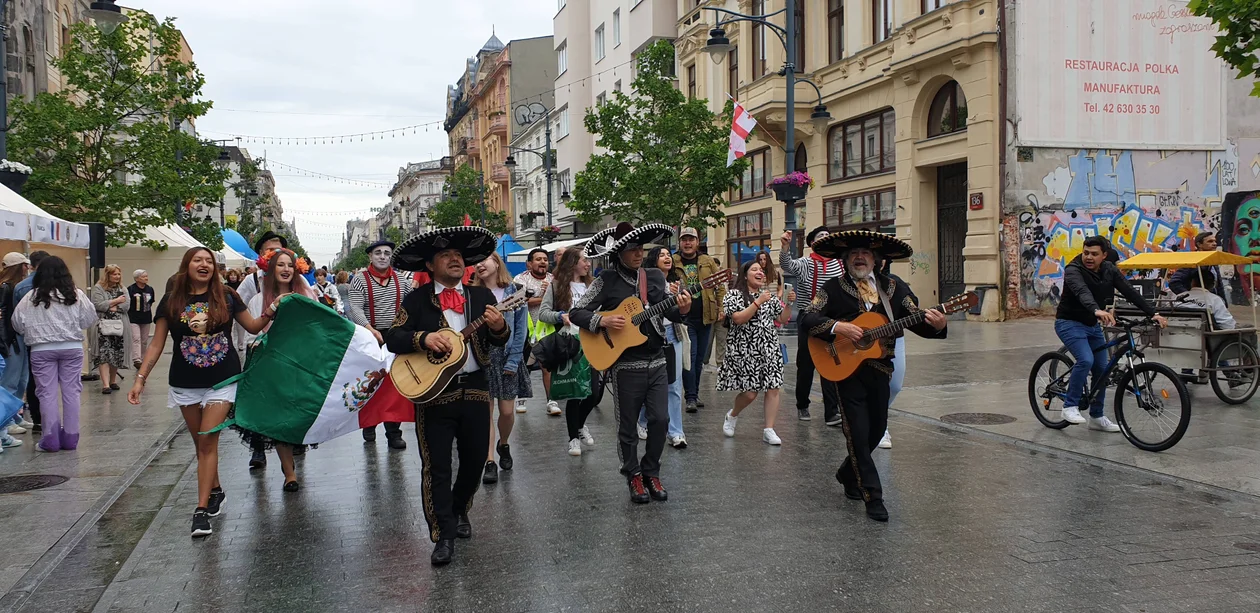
[126,270,156,369]
[674,227,725,413]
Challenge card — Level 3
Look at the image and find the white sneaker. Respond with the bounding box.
[762,428,782,445]
[668,435,687,449]
[18,419,34,429]
[567,438,582,456]
[515,400,527,414]
[546,400,562,416]
[636,424,647,440]
[878,430,892,449]
[7,424,27,435]
[1061,406,1087,425]
[578,426,595,446]
[722,410,738,437]
[1,436,22,448]
[1088,416,1121,433]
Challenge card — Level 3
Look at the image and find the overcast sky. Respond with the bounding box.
[134,0,556,265]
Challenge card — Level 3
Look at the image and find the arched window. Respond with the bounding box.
[927,80,967,137]
[794,143,808,175]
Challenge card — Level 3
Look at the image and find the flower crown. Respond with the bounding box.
[256,248,311,275]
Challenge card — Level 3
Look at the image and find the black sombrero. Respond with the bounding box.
[253,230,288,253]
[584,222,673,259]
[810,229,913,260]
[391,226,497,271]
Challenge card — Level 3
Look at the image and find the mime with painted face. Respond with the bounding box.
[348,239,412,449]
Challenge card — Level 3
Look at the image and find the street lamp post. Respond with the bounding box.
[504,103,555,229]
[704,4,831,258]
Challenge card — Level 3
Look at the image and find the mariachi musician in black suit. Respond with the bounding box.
[384,226,509,566]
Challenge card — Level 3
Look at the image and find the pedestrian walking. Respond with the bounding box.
[470,253,531,483]
[514,249,559,415]
[780,227,844,424]
[674,227,726,413]
[636,247,687,449]
[224,268,243,290]
[90,265,128,394]
[13,250,48,432]
[128,247,273,537]
[538,248,603,457]
[12,256,98,453]
[127,270,156,369]
[718,261,792,445]
[312,268,344,315]
[347,239,410,450]
[0,253,33,442]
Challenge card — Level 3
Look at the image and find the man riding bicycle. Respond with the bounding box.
[1054,236,1167,432]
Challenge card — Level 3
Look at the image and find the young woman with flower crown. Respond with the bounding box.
[129,247,276,538]
[239,247,317,493]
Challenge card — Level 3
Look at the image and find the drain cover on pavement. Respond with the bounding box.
[940,412,1017,425]
[0,475,69,494]
[1235,542,1260,553]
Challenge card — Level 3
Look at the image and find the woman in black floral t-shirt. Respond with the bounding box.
[128,247,275,538]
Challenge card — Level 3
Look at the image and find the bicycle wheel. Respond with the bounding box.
[1208,340,1260,405]
[1114,362,1191,452]
[1029,352,1073,429]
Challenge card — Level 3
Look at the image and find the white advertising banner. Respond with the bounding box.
[0,210,26,241]
[1015,0,1226,150]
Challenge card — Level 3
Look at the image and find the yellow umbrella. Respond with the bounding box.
[1116,251,1253,271]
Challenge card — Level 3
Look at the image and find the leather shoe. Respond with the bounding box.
[482,461,498,485]
[362,427,376,443]
[496,443,513,470]
[431,539,455,565]
[627,474,650,504]
[644,475,668,501]
[456,514,472,539]
[386,435,406,450]
[834,468,862,501]
[865,500,889,522]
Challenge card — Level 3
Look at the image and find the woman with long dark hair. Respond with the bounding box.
[636,246,687,448]
[755,250,779,292]
[128,247,273,538]
[471,252,531,483]
[12,256,98,453]
[717,260,791,445]
[538,248,604,457]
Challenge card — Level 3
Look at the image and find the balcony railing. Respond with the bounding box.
[466,138,480,155]
[491,164,510,184]
[488,114,508,135]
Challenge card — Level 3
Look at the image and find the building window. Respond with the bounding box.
[558,107,570,138]
[727,209,773,269]
[613,9,621,47]
[557,41,568,75]
[828,109,895,181]
[873,0,893,43]
[927,80,968,137]
[794,143,808,175]
[686,63,696,100]
[794,0,806,72]
[733,148,770,202]
[614,79,622,92]
[828,0,844,63]
[923,0,950,12]
[595,25,605,62]
[728,47,739,94]
[752,0,767,79]
[824,189,896,232]
[596,92,606,106]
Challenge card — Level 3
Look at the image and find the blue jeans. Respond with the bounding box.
[889,336,906,407]
[640,339,684,438]
[683,323,712,403]
[1,337,29,399]
[1054,319,1108,418]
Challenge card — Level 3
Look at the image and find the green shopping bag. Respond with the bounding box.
[550,354,592,400]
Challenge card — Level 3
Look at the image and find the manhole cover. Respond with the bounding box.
[0,475,69,494]
[941,412,1017,425]
[1235,542,1260,553]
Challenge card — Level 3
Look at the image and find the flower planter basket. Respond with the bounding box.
[771,183,807,204]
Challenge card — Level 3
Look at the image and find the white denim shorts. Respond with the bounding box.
[168,383,238,409]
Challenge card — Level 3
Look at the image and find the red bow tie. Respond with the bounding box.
[438,287,465,312]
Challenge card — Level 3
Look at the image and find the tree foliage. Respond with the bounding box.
[570,40,747,233]
[1189,0,1260,97]
[8,13,228,248]
[426,164,509,234]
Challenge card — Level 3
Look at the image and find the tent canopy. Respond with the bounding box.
[497,235,527,277]
[1117,251,1253,270]
[0,182,90,249]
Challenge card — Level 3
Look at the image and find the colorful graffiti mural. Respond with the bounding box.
[1218,191,1260,305]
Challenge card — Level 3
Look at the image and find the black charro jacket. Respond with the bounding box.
[384,282,509,372]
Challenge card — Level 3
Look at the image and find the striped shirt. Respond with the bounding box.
[348,270,413,330]
[779,251,844,310]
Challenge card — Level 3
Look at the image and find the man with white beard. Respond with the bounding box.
[348,239,412,450]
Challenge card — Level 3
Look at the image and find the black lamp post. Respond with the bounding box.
[704,4,831,257]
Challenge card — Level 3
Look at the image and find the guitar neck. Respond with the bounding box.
[863,304,946,341]
[631,295,680,326]
[459,298,520,340]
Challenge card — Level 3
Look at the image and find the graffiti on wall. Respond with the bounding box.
[1218,191,1260,305]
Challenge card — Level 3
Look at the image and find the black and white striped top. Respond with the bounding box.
[348,270,413,330]
[779,251,845,310]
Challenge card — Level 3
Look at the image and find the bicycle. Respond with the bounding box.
[1028,317,1191,452]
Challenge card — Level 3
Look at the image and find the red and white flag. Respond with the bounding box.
[463,213,472,226]
[727,100,758,167]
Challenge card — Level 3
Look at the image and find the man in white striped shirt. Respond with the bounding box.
[348,239,413,450]
[779,226,844,425]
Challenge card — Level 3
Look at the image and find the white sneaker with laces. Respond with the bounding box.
[546,400,562,416]
[515,400,527,414]
[667,435,687,449]
[636,424,647,440]
[722,410,738,437]
[1061,406,1087,425]
[878,430,892,449]
[578,426,595,446]
[567,438,582,456]
[18,418,34,429]
[7,424,27,435]
[1,436,22,448]
[1088,416,1121,433]
[762,428,781,445]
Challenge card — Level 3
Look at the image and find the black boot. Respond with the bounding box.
[456,514,472,539]
[431,539,455,565]
[248,448,266,470]
[865,500,889,522]
[362,427,376,443]
[834,468,862,501]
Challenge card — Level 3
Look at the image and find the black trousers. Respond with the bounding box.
[366,326,402,438]
[835,365,891,502]
[565,368,606,440]
[796,326,840,418]
[416,372,491,543]
[25,353,39,426]
[610,364,668,477]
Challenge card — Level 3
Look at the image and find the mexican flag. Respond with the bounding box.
[210,295,415,444]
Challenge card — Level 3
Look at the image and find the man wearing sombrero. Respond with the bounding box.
[571,222,692,504]
[800,230,947,522]
[348,238,411,450]
[384,226,509,565]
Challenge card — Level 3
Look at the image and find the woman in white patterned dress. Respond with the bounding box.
[717,260,792,445]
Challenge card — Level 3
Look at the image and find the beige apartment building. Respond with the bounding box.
[678,0,1000,316]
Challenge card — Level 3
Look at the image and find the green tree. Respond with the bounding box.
[1189,0,1260,97]
[570,40,747,233]
[8,13,229,248]
[426,164,509,234]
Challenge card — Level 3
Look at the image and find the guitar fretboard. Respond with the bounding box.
[860,305,946,342]
[459,296,524,340]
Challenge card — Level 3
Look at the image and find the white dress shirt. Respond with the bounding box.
[434,280,480,373]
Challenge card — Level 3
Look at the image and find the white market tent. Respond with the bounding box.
[218,244,252,269]
[506,236,592,266]
[0,182,91,288]
[106,224,203,306]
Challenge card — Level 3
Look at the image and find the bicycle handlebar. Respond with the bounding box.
[1113,316,1156,329]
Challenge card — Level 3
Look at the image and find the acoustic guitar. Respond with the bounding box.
[580,269,734,372]
[808,292,979,382]
[389,292,528,402]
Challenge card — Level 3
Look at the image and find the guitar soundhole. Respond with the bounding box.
[853,339,874,351]
[427,352,448,364]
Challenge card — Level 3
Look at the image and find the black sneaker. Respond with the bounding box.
[248,449,266,469]
[824,414,844,427]
[191,508,212,538]
[206,488,225,517]
[496,443,513,471]
[482,461,498,485]
[685,400,698,414]
[798,408,812,421]
[696,401,705,408]
[386,435,407,450]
